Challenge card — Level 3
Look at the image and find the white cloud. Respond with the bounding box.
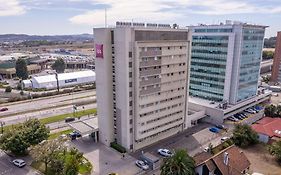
[0,0,25,16]
[69,0,281,26]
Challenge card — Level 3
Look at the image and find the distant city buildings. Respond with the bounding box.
[189,21,267,105]
[94,22,192,151]
[271,31,281,82]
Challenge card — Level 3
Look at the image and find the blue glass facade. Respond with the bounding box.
[190,34,229,101]
[237,28,265,102]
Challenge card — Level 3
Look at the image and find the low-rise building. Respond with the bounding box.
[194,145,250,175]
[23,70,95,89]
[252,117,281,143]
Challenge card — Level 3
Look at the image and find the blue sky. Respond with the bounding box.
[0,0,281,37]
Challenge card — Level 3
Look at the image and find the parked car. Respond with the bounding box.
[69,131,81,140]
[203,147,210,152]
[234,114,243,120]
[215,124,226,129]
[221,137,230,142]
[228,116,238,122]
[135,160,149,170]
[209,127,220,133]
[0,107,8,112]
[65,117,75,122]
[158,149,173,157]
[12,159,26,168]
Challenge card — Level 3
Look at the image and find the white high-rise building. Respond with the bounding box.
[94,22,192,151]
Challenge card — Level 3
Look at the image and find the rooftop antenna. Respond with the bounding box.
[105,8,107,28]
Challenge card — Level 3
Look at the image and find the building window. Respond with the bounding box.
[130,128,133,133]
[129,51,132,58]
[129,72,132,78]
[129,82,132,87]
[130,144,133,149]
[129,91,132,97]
[130,119,133,124]
[168,47,170,50]
[130,110,133,115]
[129,62,132,68]
[129,101,133,106]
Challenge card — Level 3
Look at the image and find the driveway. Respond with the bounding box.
[70,138,143,175]
[0,150,39,175]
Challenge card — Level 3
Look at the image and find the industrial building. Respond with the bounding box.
[271,31,281,82]
[94,22,191,151]
[189,21,267,105]
[23,70,95,89]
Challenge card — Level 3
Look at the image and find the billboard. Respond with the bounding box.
[95,44,104,58]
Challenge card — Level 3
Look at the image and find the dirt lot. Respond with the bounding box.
[242,144,281,175]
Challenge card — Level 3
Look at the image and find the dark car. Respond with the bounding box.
[69,131,81,140]
[65,117,75,123]
[216,124,226,130]
[0,107,8,112]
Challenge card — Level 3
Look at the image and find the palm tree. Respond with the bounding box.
[160,149,195,175]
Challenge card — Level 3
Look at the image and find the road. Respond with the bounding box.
[0,151,38,175]
[1,103,97,127]
[0,90,96,117]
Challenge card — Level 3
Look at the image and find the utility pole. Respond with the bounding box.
[0,121,5,134]
[55,73,59,92]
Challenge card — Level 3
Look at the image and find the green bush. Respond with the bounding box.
[110,142,126,153]
[5,86,12,93]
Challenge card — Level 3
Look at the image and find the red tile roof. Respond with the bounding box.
[252,117,281,138]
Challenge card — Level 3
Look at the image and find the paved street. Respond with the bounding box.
[0,90,96,116]
[1,103,96,127]
[0,151,38,175]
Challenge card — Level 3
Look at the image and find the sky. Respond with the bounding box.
[0,0,281,37]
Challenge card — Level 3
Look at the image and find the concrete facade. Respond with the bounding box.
[271,31,281,82]
[94,22,191,151]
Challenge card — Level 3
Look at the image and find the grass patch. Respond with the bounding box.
[2,108,97,131]
[31,155,92,175]
[40,108,97,125]
[48,129,72,140]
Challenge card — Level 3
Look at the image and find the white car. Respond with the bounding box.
[221,137,230,142]
[158,149,173,157]
[203,147,210,152]
[12,159,26,168]
[135,160,149,170]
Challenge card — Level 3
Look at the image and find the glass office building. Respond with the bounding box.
[189,22,266,104]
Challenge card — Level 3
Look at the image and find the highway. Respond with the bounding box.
[0,90,95,116]
[0,90,96,128]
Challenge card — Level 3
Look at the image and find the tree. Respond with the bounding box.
[161,149,195,175]
[262,50,274,60]
[264,104,277,117]
[30,138,66,175]
[0,119,49,155]
[52,58,65,73]
[268,141,281,163]
[5,86,12,93]
[16,58,28,80]
[232,124,259,147]
[0,130,29,155]
[64,148,84,175]
[21,119,50,145]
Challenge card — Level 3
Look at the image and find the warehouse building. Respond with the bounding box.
[23,70,95,89]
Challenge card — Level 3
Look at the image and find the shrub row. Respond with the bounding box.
[110,142,126,153]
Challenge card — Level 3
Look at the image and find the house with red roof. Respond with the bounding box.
[251,117,281,143]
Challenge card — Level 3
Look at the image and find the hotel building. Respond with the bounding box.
[94,22,192,151]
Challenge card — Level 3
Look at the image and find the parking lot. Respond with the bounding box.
[0,150,38,175]
[70,138,141,175]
